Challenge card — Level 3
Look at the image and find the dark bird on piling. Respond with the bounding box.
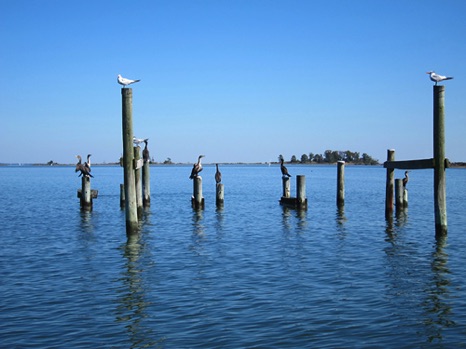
[75,155,93,178]
[189,155,205,179]
[403,170,410,188]
[85,154,92,173]
[280,158,291,177]
[215,163,222,184]
[143,139,150,163]
[426,71,453,85]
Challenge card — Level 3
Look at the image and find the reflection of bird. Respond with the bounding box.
[142,140,150,163]
[75,155,93,178]
[280,158,291,177]
[215,163,222,184]
[118,74,141,87]
[189,155,205,179]
[403,170,410,188]
[426,71,453,85]
[133,137,148,146]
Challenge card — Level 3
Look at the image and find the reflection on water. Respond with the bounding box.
[281,207,307,234]
[384,221,454,345]
[115,235,165,348]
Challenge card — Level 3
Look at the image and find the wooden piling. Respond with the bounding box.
[296,175,307,209]
[216,183,224,207]
[134,146,143,218]
[282,176,291,198]
[80,176,92,210]
[122,88,138,234]
[385,149,395,218]
[120,183,125,208]
[142,160,150,207]
[395,178,404,211]
[337,161,345,207]
[403,188,408,208]
[191,176,204,209]
[433,85,447,236]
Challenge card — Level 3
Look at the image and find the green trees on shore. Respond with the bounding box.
[279,150,379,165]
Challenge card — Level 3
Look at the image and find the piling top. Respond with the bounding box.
[337,160,345,164]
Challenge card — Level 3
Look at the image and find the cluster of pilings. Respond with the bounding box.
[279,175,308,209]
[384,85,448,238]
[120,88,152,235]
[191,176,224,210]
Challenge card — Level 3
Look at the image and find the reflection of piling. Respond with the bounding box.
[216,183,224,207]
[142,160,150,207]
[385,149,395,218]
[282,176,290,198]
[337,161,345,207]
[134,146,143,218]
[191,176,204,209]
[433,85,447,236]
[122,88,138,234]
[395,178,404,211]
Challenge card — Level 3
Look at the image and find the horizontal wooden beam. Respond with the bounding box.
[384,158,434,170]
[384,158,450,170]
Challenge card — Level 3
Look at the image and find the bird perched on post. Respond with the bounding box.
[142,140,150,163]
[402,171,410,188]
[133,137,148,146]
[280,158,291,177]
[118,74,141,87]
[189,155,205,179]
[215,163,222,184]
[426,71,453,85]
[75,155,93,178]
[85,154,92,173]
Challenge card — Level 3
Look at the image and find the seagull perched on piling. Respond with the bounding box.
[117,74,141,87]
[133,137,148,146]
[426,71,453,85]
[189,155,205,179]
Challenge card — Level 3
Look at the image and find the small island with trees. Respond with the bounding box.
[279,149,379,165]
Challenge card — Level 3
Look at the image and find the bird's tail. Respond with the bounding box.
[134,79,141,83]
[445,77,453,80]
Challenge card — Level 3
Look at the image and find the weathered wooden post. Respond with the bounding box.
[282,176,291,198]
[191,176,204,209]
[337,161,345,207]
[433,85,447,236]
[80,176,92,210]
[133,146,143,218]
[395,178,404,211]
[216,183,224,207]
[385,149,395,218]
[296,175,307,209]
[403,188,408,208]
[142,159,150,207]
[122,88,138,234]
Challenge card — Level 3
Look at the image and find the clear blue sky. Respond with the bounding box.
[1,0,465,164]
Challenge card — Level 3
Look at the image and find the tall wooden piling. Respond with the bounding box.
[395,178,404,211]
[433,85,447,236]
[134,146,143,218]
[216,183,224,207]
[385,149,395,218]
[120,183,125,208]
[192,176,205,209]
[337,161,345,207]
[282,176,291,198]
[122,88,138,234]
[142,160,150,207]
[296,175,307,209]
[80,176,92,210]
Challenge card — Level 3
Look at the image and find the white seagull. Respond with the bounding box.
[426,71,453,85]
[117,74,141,87]
[133,137,148,145]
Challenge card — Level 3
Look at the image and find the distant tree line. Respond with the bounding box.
[278,150,379,165]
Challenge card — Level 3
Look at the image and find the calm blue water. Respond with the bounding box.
[1,164,466,348]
